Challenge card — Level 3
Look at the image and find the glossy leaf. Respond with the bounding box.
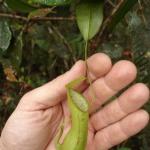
[5,0,36,13]
[0,21,12,52]
[76,0,104,41]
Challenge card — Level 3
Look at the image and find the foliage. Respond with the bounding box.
[0,21,12,51]
[76,0,104,41]
[0,0,150,149]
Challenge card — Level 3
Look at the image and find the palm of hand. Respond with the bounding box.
[1,54,149,150]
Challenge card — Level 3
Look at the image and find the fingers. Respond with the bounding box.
[84,60,137,113]
[87,53,112,81]
[90,83,150,130]
[18,53,112,111]
[94,110,149,150]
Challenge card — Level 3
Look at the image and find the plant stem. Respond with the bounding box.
[85,41,88,76]
[84,41,96,103]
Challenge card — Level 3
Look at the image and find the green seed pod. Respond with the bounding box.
[56,77,89,150]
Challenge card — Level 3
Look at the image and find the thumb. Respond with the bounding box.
[17,61,86,111]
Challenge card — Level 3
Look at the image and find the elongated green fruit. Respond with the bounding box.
[56,77,89,150]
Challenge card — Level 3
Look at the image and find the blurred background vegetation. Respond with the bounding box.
[0,0,150,149]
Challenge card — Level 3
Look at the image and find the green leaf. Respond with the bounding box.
[0,21,12,52]
[5,0,36,13]
[76,0,104,41]
[0,32,23,72]
[109,0,138,31]
[29,0,72,6]
[9,32,23,70]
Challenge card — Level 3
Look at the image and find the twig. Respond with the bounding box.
[0,13,28,21]
[94,0,124,48]
[106,0,116,8]
[48,24,77,63]
[0,12,75,22]
[138,0,147,26]
[31,16,75,22]
[99,0,124,38]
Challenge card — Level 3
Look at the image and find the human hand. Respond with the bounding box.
[0,53,149,150]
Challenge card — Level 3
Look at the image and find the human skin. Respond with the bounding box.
[0,53,149,150]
